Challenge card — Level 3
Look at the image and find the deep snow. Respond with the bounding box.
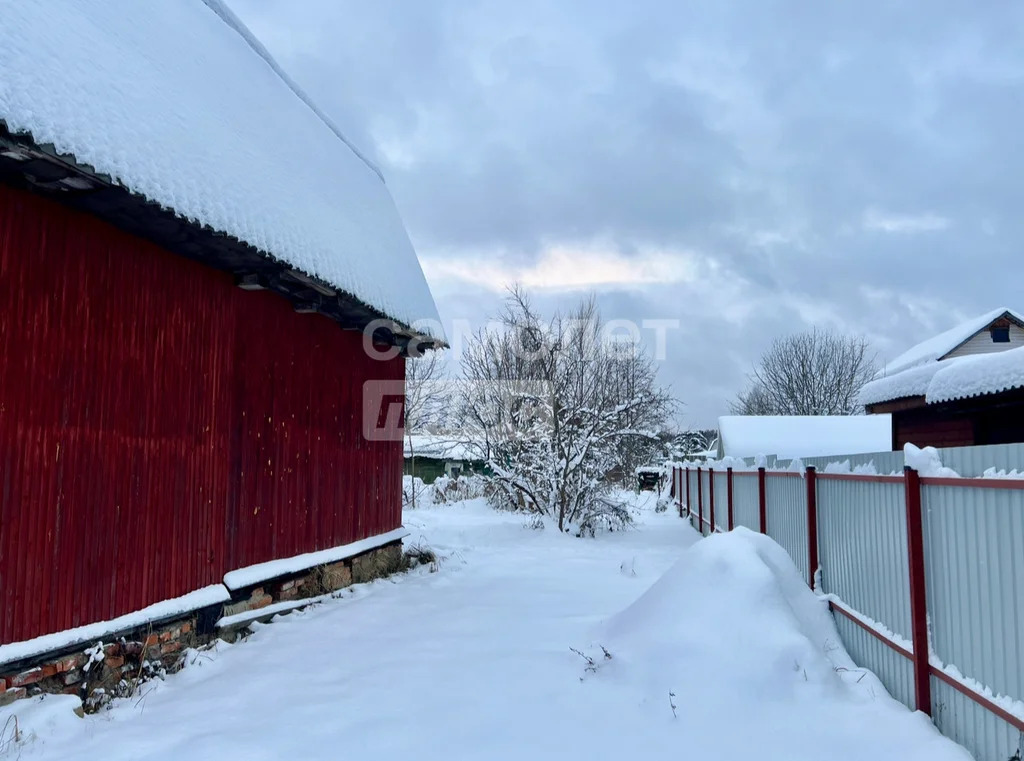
[1,494,970,760]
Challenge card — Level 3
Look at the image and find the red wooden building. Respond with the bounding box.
[861,308,1024,448]
[0,2,441,655]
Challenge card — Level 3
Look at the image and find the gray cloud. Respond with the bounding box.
[230,0,1024,427]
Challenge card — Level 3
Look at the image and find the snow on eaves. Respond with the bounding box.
[860,346,1024,407]
[858,362,945,407]
[926,345,1024,403]
[0,1,441,337]
[884,307,1023,374]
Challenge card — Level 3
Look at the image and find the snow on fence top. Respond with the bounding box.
[0,0,441,336]
[717,415,892,460]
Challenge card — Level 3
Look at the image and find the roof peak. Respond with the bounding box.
[884,306,1024,376]
[199,0,384,182]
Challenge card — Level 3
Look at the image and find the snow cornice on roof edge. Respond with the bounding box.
[0,1,443,343]
[861,347,1024,408]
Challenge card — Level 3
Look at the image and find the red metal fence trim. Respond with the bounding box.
[805,466,818,589]
[817,473,905,484]
[757,467,767,534]
[830,600,1024,733]
[708,467,716,534]
[726,467,734,531]
[919,476,1024,490]
[828,600,914,660]
[764,470,804,478]
[904,466,932,716]
[929,666,1024,734]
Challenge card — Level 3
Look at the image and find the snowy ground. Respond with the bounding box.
[2,492,970,760]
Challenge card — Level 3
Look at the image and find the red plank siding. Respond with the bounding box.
[0,184,404,645]
[895,416,974,449]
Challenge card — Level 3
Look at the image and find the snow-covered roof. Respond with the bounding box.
[858,363,945,407]
[884,307,1023,374]
[926,346,1024,403]
[0,0,441,337]
[860,307,1024,406]
[717,415,892,460]
[860,346,1024,407]
[404,435,479,462]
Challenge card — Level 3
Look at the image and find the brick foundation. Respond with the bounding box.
[0,540,403,712]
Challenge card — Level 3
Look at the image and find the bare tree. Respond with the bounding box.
[404,349,446,508]
[458,287,673,533]
[730,383,775,415]
[733,329,877,416]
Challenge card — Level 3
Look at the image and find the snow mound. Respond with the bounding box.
[579,530,969,760]
[600,530,851,699]
[904,443,959,478]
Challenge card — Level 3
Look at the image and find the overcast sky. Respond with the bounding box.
[230,0,1024,429]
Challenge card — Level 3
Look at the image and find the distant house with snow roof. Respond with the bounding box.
[860,308,1024,448]
[404,434,489,483]
[0,1,441,682]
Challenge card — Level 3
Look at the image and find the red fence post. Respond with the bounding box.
[678,467,683,518]
[708,467,716,534]
[805,465,818,589]
[904,466,932,716]
[673,467,680,517]
[726,467,734,531]
[685,467,691,519]
[758,467,767,534]
[697,467,703,534]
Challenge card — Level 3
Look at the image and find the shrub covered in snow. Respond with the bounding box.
[431,475,489,504]
[403,474,491,509]
[402,475,431,509]
[456,288,672,534]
